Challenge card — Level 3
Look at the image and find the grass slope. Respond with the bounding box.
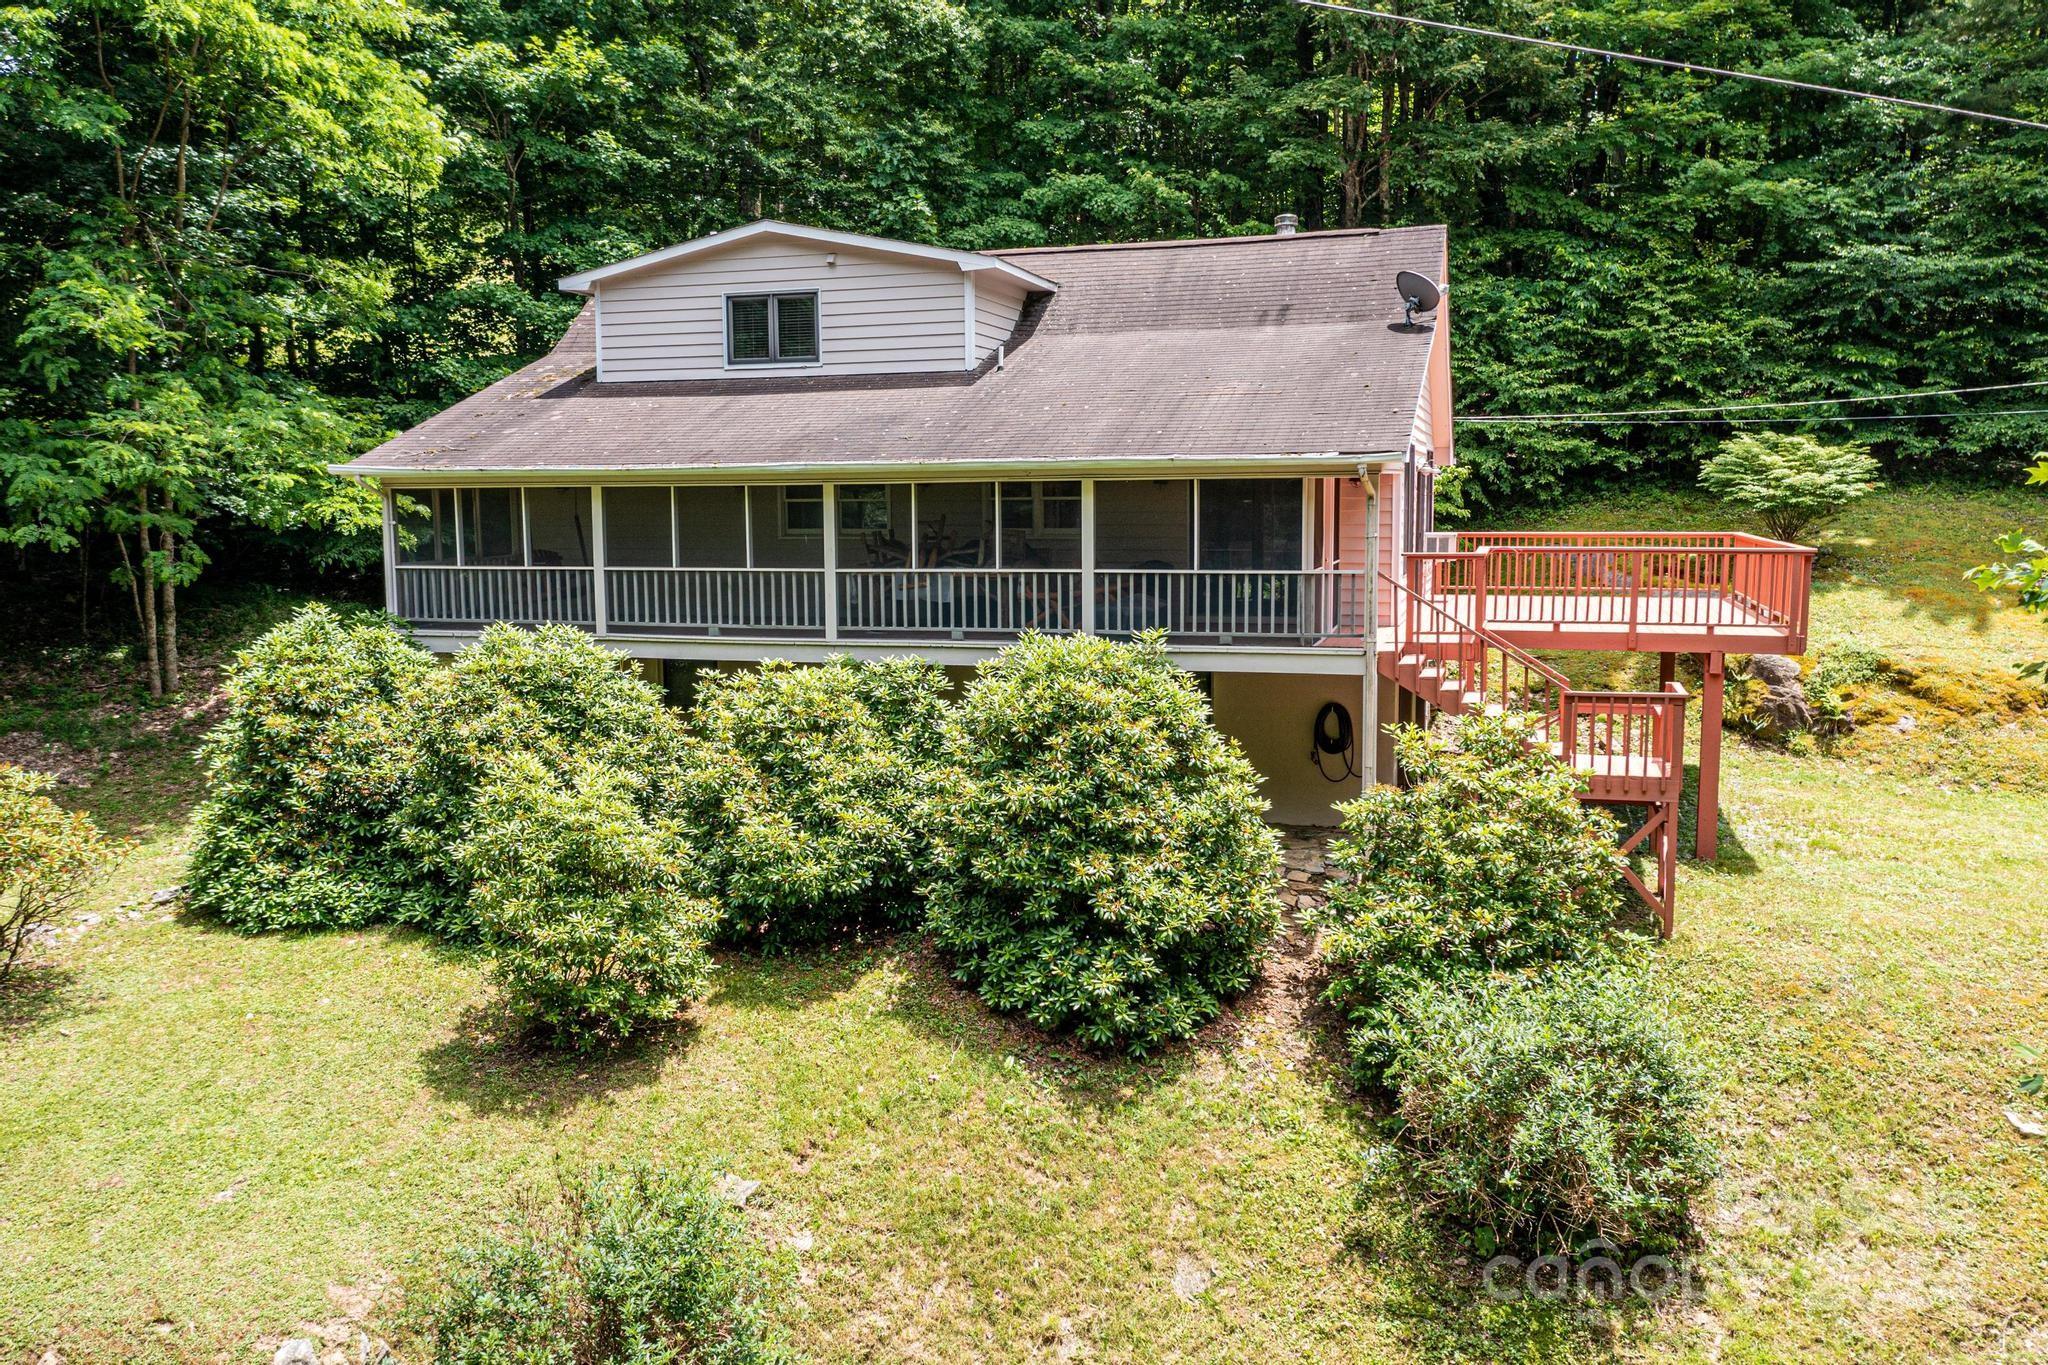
[3,483,2046,1362]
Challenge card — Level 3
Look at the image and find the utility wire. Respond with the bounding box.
[1466,378,2048,422]
[1293,0,2048,133]
[1460,405,2048,426]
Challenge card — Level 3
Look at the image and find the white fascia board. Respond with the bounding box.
[330,451,1405,482]
[557,219,1060,296]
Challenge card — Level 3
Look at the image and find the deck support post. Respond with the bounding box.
[1658,652,1675,688]
[1695,651,1724,861]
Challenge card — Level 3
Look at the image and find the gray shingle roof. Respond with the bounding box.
[340,225,1446,476]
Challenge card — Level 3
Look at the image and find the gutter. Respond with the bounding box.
[329,451,1407,483]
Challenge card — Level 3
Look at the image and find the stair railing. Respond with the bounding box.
[1380,570,1569,736]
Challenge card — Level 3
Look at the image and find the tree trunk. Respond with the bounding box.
[135,500,162,699]
[159,527,180,694]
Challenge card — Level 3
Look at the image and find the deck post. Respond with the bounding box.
[591,485,608,636]
[1695,651,1724,861]
[1080,478,1097,636]
[822,484,839,641]
[1658,652,1675,688]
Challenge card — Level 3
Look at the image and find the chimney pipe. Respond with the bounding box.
[1273,213,1299,236]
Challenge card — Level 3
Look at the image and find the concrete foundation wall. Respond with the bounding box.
[1208,671,1375,826]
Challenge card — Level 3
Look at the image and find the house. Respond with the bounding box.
[337,218,1816,931]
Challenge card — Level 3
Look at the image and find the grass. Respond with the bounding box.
[3,483,2047,1361]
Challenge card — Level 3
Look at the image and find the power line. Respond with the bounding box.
[1460,405,2048,427]
[1293,0,2048,133]
[1466,378,2048,422]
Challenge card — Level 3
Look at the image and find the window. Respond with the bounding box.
[525,487,593,566]
[726,292,819,365]
[999,481,1081,568]
[779,486,824,536]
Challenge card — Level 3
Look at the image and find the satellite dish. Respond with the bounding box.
[1395,270,1442,328]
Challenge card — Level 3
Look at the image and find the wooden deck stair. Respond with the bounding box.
[1378,572,1689,934]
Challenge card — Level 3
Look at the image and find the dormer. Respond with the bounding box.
[558,220,1059,384]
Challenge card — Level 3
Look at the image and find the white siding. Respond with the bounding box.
[973,276,1032,363]
[595,239,968,382]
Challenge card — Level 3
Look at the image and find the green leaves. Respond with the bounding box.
[922,633,1281,1057]
[1699,432,1882,544]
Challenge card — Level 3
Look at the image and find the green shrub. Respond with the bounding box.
[462,754,718,1050]
[1309,715,1632,1086]
[922,633,1279,1055]
[187,606,434,931]
[419,1161,787,1364]
[1385,963,1718,1255]
[396,624,681,935]
[1,765,118,981]
[1698,432,1881,543]
[668,658,952,947]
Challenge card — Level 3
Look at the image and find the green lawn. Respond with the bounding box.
[4,485,2046,1362]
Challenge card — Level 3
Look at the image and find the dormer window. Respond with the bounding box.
[727,291,819,365]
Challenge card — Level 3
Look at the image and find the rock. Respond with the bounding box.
[151,886,184,904]
[37,1348,64,1365]
[1739,654,1817,738]
[1892,714,1917,734]
[2006,1109,2047,1139]
[712,1174,761,1207]
[1170,1254,1213,1301]
[273,1341,319,1365]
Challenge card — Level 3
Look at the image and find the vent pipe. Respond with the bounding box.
[1273,213,1299,236]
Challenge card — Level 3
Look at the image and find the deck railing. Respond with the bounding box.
[1408,531,1814,646]
[395,565,595,626]
[1096,569,1370,644]
[838,568,1082,636]
[1560,683,1690,805]
[607,568,825,635]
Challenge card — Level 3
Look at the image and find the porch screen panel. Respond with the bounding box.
[459,489,522,565]
[1095,480,1192,569]
[394,489,455,564]
[526,487,593,566]
[999,481,1081,568]
[913,483,995,566]
[604,487,674,567]
[749,485,825,568]
[1198,479,1302,570]
[837,484,911,569]
[674,486,749,567]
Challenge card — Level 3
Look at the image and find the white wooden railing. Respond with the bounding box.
[607,568,825,635]
[838,569,1082,635]
[1095,570,1371,643]
[394,564,1371,648]
[395,566,595,626]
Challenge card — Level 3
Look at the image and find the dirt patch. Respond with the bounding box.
[0,731,97,786]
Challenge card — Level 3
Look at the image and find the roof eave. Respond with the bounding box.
[557,219,1059,296]
[330,451,1404,482]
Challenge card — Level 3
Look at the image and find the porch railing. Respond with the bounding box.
[1096,570,1371,644]
[838,568,1082,636]
[1409,530,1814,645]
[607,568,825,635]
[395,565,595,627]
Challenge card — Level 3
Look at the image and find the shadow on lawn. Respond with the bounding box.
[0,963,93,1038]
[416,998,689,1120]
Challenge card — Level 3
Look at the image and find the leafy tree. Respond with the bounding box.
[1699,433,1882,543]
[0,0,443,690]
[0,764,118,981]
